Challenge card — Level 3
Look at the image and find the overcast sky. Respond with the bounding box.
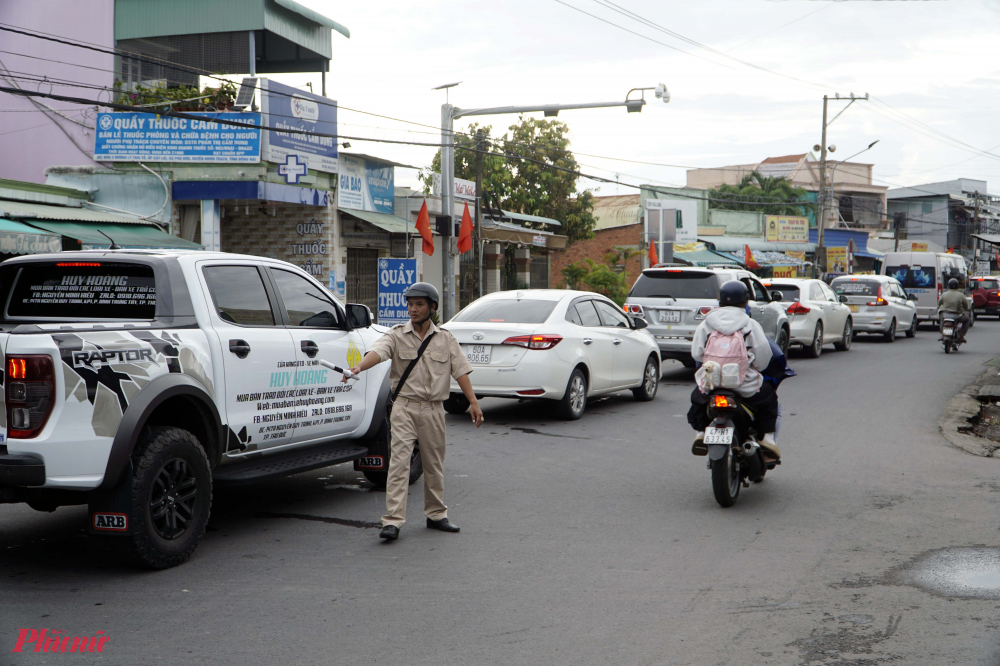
[271,0,1000,196]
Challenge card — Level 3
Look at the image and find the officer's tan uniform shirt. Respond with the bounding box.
[368,320,473,401]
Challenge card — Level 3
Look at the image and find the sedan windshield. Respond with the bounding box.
[452,298,558,323]
[831,279,881,296]
[766,284,800,302]
[629,272,719,299]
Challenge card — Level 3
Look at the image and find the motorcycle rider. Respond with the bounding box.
[687,280,781,460]
[938,278,970,342]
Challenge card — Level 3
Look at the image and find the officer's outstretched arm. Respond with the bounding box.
[344,351,384,383]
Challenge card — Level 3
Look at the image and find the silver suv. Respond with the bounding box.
[624,266,790,367]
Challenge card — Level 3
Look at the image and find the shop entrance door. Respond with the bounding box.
[346,248,379,315]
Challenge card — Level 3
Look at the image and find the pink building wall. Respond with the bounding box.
[0,0,114,183]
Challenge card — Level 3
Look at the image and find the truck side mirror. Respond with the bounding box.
[346,303,372,329]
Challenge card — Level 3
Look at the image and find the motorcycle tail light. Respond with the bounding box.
[502,334,563,350]
[6,355,55,439]
[712,395,734,409]
[787,301,811,315]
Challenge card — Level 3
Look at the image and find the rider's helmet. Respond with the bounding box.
[719,280,750,307]
[949,278,959,290]
[404,282,440,310]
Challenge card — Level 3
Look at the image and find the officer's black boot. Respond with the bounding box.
[379,525,399,540]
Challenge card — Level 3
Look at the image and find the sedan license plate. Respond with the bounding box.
[465,344,492,364]
[848,305,859,312]
[659,310,681,323]
[704,426,734,445]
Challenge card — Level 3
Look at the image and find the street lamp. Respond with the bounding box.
[818,139,880,250]
[435,84,670,319]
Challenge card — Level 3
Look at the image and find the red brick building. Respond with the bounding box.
[549,222,644,289]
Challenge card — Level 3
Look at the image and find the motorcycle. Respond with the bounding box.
[702,390,779,507]
[940,316,964,354]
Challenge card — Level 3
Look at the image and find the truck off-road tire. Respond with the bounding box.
[556,368,588,420]
[127,426,212,570]
[363,444,423,489]
[632,356,659,402]
[834,318,852,351]
[806,322,823,358]
[711,448,740,508]
[443,393,471,414]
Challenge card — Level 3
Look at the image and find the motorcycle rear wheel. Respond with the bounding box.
[711,447,740,507]
[944,341,952,354]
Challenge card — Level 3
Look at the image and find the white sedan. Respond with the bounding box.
[761,278,854,357]
[442,290,661,419]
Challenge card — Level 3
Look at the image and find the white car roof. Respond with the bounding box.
[476,289,606,302]
[831,274,894,282]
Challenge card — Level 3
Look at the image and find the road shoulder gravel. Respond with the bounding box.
[940,365,1000,457]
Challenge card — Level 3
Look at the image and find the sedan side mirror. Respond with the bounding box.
[346,303,372,329]
[838,294,848,303]
[770,291,783,302]
[906,293,916,301]
[632,316,648,330]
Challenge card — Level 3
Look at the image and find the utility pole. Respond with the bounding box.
[474,129,485,300]
[974,191,982,266]
[815,93,870,278]
[893,211,905,252]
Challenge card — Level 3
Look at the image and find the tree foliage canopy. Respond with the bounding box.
[708,171,814,216]
[419,117,597,243]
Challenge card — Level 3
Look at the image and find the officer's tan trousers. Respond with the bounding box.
[381,397,448,528]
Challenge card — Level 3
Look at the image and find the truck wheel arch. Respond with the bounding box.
[99,374,223,491]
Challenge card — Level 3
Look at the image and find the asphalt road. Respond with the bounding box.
[4,320,1000,665]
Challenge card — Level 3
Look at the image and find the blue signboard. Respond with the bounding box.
[93,112,261,162]
[260,78,338,174]
[377,258,417,326]
[339,155,394,214]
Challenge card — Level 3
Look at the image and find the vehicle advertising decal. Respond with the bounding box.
[52,331,214,438]
[92,512,128,531]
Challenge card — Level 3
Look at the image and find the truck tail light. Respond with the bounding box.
[625,304,644,316]
[787,301,811,315]
[502,335,563,350]
[6,355,55,439]
[694,306,715,320]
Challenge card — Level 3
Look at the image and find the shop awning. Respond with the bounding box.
[701,236,816,253]
[0,200,155,224]
[808,228,879,258]
[972,233,1000,246]
[482,220,568,249]
[674,249,740,267]
[498,210,562,228]
[24,221,202,250]
[0,218,62,254]
[339,209,416,234]
[734,250,809,267]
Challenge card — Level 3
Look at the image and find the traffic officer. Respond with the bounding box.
[346,282,484,541]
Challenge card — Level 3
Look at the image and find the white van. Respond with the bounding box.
[879,252,969,324]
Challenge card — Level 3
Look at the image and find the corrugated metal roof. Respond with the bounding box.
[273,0,350,37]
[0,200,159,225]
[339,209,415,235]
[592,194,641,230]
[25,221,201,250]
[702,236,817,253]
[674,249,740,267]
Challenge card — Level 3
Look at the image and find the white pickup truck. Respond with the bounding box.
[0,250,411,568]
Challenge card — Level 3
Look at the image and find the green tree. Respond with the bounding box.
[708,170,813,216]
[419,118,597,243]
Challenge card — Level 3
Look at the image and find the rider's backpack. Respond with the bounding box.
[703,329,750,388]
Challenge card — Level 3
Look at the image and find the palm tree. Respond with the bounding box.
[709,170,813,216]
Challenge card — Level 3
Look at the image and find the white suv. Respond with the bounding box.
[624,266,790,367]
[0,250,407,568]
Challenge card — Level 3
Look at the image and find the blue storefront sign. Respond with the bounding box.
[377,258,417,326]
[339,155,394,214]
[93,112,261,162]
[260,78,338,174]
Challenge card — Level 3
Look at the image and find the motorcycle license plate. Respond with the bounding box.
[704,427,734,445]
[943,328,954,336]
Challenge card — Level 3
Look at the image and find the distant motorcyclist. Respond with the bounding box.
[938,278,970,342]
[688,281,781,460]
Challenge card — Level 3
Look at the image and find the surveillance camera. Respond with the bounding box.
[654,83,670,103]
[828,145,837,153]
